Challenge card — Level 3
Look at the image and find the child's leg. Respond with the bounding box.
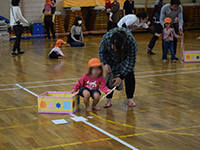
[109,12,113,18]
[92,92,101,111]
[162,40,170,61]
[82,90,92,112]
[169,42,176,62]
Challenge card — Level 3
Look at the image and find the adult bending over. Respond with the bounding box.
[160,0,183,59]
[118,12,162,38]
[147,0,165,55]
[99,27,138,107]
[10,0,28,56]
[67,17,84,47]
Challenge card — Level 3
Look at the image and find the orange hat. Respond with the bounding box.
[46,0,51,4]
[54,39,66,47]
[88,58,102,67]
[164,17,172,24]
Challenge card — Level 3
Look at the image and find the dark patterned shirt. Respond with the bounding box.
[98,27,138,79]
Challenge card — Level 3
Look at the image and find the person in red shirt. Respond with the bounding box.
[105,0,116,21]
[71,58,111,112]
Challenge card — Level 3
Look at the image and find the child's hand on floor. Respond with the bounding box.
[71,89,76,94]
[196,37,200,40]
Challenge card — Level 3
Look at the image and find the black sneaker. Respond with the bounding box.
[175,57,179,60]
[12,52,18,56]
[147,50,156,55]
[18,51,25,54]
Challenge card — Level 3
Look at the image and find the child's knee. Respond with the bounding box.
[93,92,100,100]
[83,90,91,98]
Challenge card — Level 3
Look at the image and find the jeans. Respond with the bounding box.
[13,25,23,52]
[162,40,175,60]
[107,71,135,99]
[107,22,117,31]
[70,41,85,47]
[45,21,55,40]
[172,23,178,55]
[147,22,163,51]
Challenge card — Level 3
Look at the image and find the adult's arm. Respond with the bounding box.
[149,5,159,20]
[178,6,183,29]
[98,35,108,66]
[70,26,77,42]
[160,7,165,27]
[119,36,138,80]
[123,1,127,16]
[132,1,134,14]
[16,7,28,24]
[111,2,119,13]
[145,28,155,34]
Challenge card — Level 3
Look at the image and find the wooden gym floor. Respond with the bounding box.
[0,30,200,150]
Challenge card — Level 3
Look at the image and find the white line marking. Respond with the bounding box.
[0,82,77,92]
[17,84,139,150]
[15,84,38,97]
[136,70,200,78]
[0,78,79,87]
[1,70,200,92]
[0,67,199,87]
[82,120,139,150]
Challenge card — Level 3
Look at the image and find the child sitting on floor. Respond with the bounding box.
[42,0,56,23]
[71,58,111,112]
[48,39,66,59]
[105,0,116,22]
[162,17,182,63]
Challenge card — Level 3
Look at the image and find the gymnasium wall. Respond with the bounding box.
[0,0,193,23]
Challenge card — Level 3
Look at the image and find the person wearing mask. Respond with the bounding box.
[10,0,29,56]
[67,17,84,47]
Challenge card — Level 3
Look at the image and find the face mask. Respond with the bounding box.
[78,20,82,25]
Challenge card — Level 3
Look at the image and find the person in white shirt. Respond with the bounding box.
[10,0,28,56]
[49,39,66,59]
[118,12,161,38]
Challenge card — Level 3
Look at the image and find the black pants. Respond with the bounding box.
[13,25,23,52]
[147,22,163,51]
[45,21,55,40]
[107,22,117,31]
[49,51,61,59]
[107,71,135,99]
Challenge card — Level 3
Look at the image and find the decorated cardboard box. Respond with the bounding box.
[38,91,80,114]
[184,50,200,63]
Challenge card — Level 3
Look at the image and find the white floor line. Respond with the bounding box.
[1,70,200,92]
[0,78,79,87]
[0,67,199,87]
[0,82,77,92]
[136,70,200,78]
[15,84,38,97]
[16,84,139,150]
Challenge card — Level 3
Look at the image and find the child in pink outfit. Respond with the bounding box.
[71,58,111,112]
[162,17,182,63]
